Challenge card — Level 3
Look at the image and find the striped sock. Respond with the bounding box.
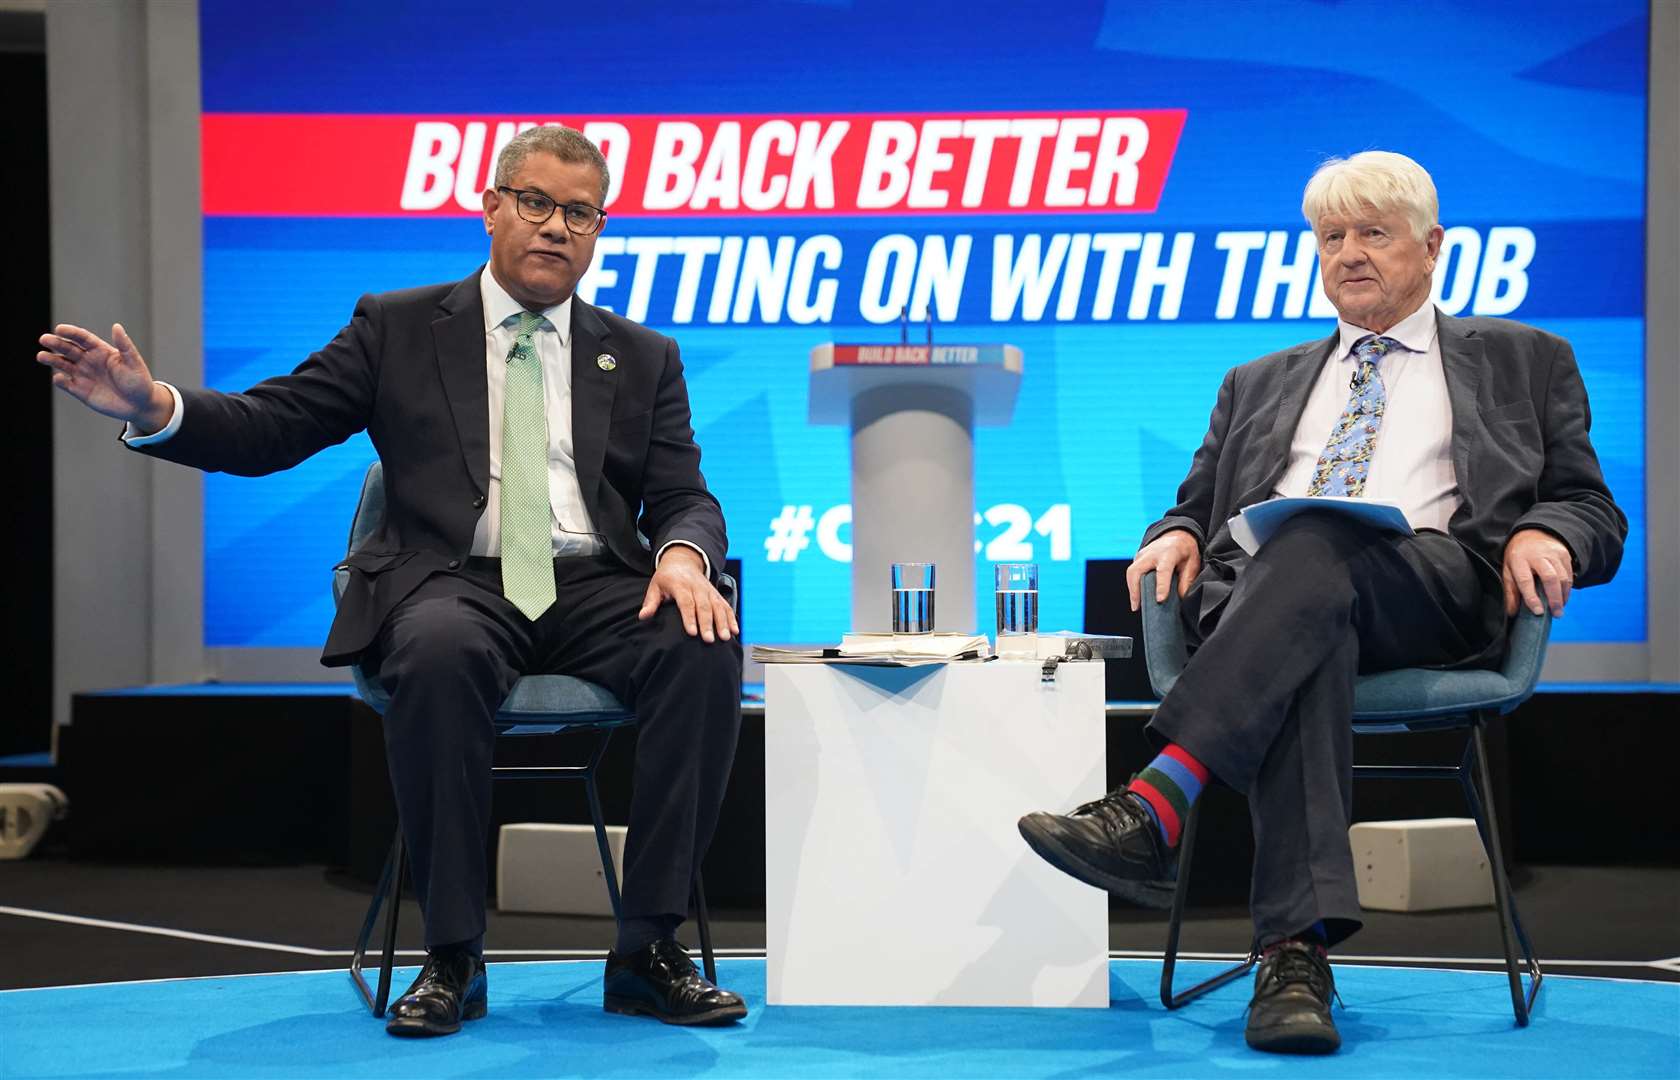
[1264,921,1330,958]
[1127,744,1210,849]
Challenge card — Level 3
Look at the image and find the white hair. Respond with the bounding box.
[1301,151,1438,241]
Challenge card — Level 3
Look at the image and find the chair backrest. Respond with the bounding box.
[332,461,386,606]
[346,460,387,556]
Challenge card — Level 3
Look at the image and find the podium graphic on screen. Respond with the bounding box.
[809,342,1022,633]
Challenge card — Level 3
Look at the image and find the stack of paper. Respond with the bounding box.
[1229,496,1412,556]
[751,633,991,667]
[838,632,990,657]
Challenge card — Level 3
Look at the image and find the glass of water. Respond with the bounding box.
[891,562,936,634]
[995,562,1039,657]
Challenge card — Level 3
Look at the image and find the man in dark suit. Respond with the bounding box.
[38,126,748,1035]
[1019,151,1625,1054]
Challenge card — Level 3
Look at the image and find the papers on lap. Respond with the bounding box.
[1228,496,1413,557]
[752,633,992,666]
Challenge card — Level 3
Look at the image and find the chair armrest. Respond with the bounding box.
[1497,608,1552,713]
[1139,570,1190,699]
[718,572,739,616]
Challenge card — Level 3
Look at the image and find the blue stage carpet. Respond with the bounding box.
[3,959,1675,1078]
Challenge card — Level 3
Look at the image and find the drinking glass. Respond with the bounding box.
[994,562,1039,657]
[891,562,936,634]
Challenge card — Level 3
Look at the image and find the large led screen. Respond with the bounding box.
[199,1,1648,651]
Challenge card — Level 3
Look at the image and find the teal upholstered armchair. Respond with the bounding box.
[1139,569,1550,1026]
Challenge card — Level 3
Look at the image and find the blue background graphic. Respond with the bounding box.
[200,0,1648,650]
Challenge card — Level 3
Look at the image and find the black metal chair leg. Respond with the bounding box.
[1470,720,1540,1025]
[692,873,717,984]
[377,836,406,1016]
[582,732,624,921]
[1457,736,1543,977]
[350,828,406,1017]
[1159,801,1198,1007]
[349,833,392,1012]
[1160,802,1256,1009]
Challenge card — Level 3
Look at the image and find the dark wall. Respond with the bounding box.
[1506,691,1680,865]
[57,685,1676,922]
[1,20,52,758]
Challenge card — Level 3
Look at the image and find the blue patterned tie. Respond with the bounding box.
[1307,336,1400,498]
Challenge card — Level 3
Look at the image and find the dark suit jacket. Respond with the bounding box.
[1140,310,1627,639]
[134,269,728,667]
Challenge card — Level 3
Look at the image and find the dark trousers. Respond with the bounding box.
[365,555,743,949]
[1147,513,1501,948]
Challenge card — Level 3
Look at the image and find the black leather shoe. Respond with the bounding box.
[1245,940,1340,1054]
[603,939,747,1026]
[1017,788,1175,909]
[385,948,487,1037]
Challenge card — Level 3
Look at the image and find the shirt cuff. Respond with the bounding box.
[656,539,712,579]
[121,382,183,447]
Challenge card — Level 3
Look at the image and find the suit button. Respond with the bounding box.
[472,495,486,509]
[447,559,461,570]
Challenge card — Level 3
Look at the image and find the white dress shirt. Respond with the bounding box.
[472,270,603,558]
[1273,300,1461,533]
[123,383,184,447]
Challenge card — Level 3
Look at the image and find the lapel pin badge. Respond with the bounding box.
[596,353,617,372]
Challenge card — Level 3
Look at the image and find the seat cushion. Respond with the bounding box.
[1352,666,1521,726]
[498,675,633,724]
[351,668,634,730]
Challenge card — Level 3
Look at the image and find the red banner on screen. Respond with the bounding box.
[202,111,1186,218]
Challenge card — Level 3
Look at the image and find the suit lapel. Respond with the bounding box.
[433,271,491,496]
[570,300,618,507]
[1436,310,1486,500]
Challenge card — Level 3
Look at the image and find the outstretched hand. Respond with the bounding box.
[638,545,738,643]
[1502,528,1573,618]
[37,323,173,431]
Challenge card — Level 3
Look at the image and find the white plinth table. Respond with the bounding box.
[764,659,1107,1007]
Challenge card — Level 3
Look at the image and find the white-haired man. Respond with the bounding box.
[1020,151,1625,1053]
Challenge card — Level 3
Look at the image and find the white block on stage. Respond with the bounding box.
[497,822,625,916]
[1349,817,1494,912]
[764,659,1108,1007]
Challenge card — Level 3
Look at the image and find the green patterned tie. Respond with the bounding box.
[500,311,555,620]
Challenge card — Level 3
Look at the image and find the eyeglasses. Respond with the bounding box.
[496,186,607,235]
